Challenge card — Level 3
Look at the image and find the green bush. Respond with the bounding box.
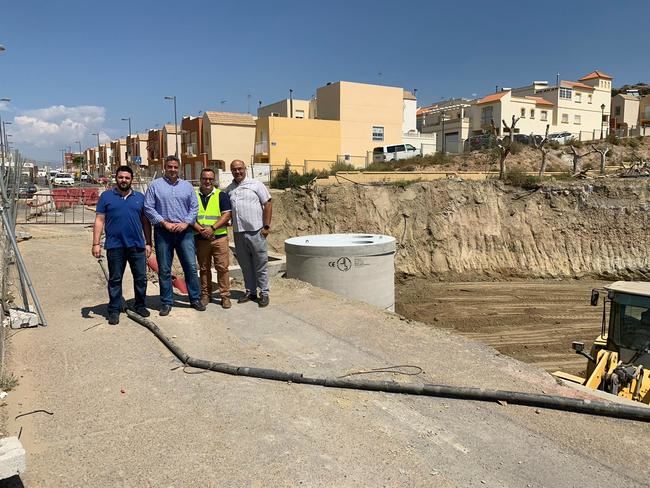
[271,164,319,189]
[366,161,394,171]
[503,167,540,189]
[567,138,583,148]
[625,137,640,148]
[549,141,561,150]
[328,161,356,174]
[509,141,523,154]
[606,133,621,145]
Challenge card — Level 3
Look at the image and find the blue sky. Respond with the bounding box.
[0,0,646,165]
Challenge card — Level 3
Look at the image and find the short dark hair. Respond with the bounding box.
[164,155,180,164]
[200,167,215,178]
[115,165,133,178]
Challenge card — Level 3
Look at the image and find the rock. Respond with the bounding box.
[8,309,39,329]
[0,437,26,480]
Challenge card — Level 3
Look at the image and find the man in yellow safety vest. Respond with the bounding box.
[192,167,232,308]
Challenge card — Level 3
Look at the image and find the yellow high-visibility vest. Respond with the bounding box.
[195,189,228,236]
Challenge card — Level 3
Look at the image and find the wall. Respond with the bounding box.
[269,180,650,281]
[403,98,417,133]
[258,99,311,118]
[611,95,640,128]
[209,123,256,165]
[260,116,341,168]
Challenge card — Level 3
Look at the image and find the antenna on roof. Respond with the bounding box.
[556,73,560,86]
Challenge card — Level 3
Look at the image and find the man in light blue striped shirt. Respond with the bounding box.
[144,155,204,315]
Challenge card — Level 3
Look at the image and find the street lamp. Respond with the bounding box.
[164,96,179,157]
[600,103,606,140]
[121,117,132,164]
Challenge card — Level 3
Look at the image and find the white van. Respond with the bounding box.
[373,144,419,163]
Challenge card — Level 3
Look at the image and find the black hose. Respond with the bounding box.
[125,310,650,423]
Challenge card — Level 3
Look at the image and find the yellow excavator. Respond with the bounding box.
[554,281,650,404]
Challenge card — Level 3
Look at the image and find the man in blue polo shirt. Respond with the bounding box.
[92,165,152,325]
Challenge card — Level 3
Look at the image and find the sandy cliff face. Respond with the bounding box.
[268,179,650,281]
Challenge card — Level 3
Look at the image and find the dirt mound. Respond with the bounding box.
[269,178,650,281]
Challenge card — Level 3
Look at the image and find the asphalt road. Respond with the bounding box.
[3,224,650,487]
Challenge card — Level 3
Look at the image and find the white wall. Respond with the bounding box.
[403,99,417,134]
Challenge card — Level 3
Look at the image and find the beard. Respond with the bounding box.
[117,181,132,192]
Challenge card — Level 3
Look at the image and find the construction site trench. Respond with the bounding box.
[267,178,650,375]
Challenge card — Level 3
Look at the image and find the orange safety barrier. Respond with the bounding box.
[51,188,100,209]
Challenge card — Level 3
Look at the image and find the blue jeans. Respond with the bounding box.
[233,230,269,296]
[106,247,147,314]
[154,228,200,306]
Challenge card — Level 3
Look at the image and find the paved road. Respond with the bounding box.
[4,224,650,487]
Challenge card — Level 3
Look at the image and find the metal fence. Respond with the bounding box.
[16,188,101,224]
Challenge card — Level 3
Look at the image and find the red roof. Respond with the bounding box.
[476,91,508,105]
[579,70,613,81]
[562,80,594,90]
[524,96,554,107]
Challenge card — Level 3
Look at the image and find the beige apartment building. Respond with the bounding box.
[508,70,612,140]
[418,98,473,153]
[641,95,650,127]
[257,98,314,119]
[611,93,640,131]
[162,124,181,160]
[180,116,206,181]
[111,139,127,169]
[471,90,555,136]
[254,116,340,171]
[202,111,256,170]
[147,129,163,173]
[125,133,149,170]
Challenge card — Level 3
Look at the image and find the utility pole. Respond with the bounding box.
[164,96,178,158]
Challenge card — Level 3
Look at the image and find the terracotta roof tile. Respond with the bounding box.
[476,91,508,105]
[204,111,256,126]
[579,70,613,81]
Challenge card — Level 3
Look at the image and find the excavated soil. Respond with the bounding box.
[268,177,650,373]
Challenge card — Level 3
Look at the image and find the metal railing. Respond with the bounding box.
[16,188,101,224]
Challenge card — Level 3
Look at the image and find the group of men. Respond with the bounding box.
[92,156,272,325]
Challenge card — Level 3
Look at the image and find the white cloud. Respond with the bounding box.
[0,100,10,111]
[11,105,107,148]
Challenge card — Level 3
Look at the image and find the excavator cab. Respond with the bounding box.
[554,282,650,404]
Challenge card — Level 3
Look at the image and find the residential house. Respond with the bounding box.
[110,139,127,169]
[125,133,149,171]
[641,95,650,127]
[611,93,640,132]
[147,128,163,174]
[258,98,314,119]
[202,111,256,171]
[181,116,206,181]
[418,98,473,153]
[162,124,181,161]
[508,70,613,140]
[471,90,555,137]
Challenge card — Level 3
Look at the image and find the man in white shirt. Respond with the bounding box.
[225,160,272,307]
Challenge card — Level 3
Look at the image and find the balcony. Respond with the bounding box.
[185,143,197,157]
[255,140,269,154]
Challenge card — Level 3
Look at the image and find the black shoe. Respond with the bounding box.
[258,294,270,308]
[237,293,257,304]
[191,301,206,312]
[159,304,172,316]
[108,313,120,325]
[135,307,150,318]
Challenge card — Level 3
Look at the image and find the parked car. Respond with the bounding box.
[53,173,74,186]
[548,132,574,144]
[18,182,38,198]
[372,144,419,163]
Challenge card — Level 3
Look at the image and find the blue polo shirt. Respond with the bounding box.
[96,188,146,249]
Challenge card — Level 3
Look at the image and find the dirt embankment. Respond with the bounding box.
[269,178,650,281]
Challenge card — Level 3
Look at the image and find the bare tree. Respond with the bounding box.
[568,145,596,175]
[590,144,610,175]
[531,124,550,177]
[490,115,520,179]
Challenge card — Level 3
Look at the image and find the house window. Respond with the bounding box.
[481,106,493,126]
[574,115,581,124]
[615,106,621,116]
[540,110,548,121]
[575,93,582,103]
[530,109,535,119]
[561,113,569,123]
[560,88,572,100]
[588,94,593,104]
[295,109,305,119]
[520,108,526,118]
[372,126,384,141]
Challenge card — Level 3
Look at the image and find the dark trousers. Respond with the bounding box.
[106,247,147,314]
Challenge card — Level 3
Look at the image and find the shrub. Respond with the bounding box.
[606,133,621,145]
[271,164,319,189]
[625,137,640,148]
[328,161,356,174]
[366,161,394,171]
[549,141,561,150]
[567,138,583,148]
[509,141,524,155]
[503,166,540,189]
